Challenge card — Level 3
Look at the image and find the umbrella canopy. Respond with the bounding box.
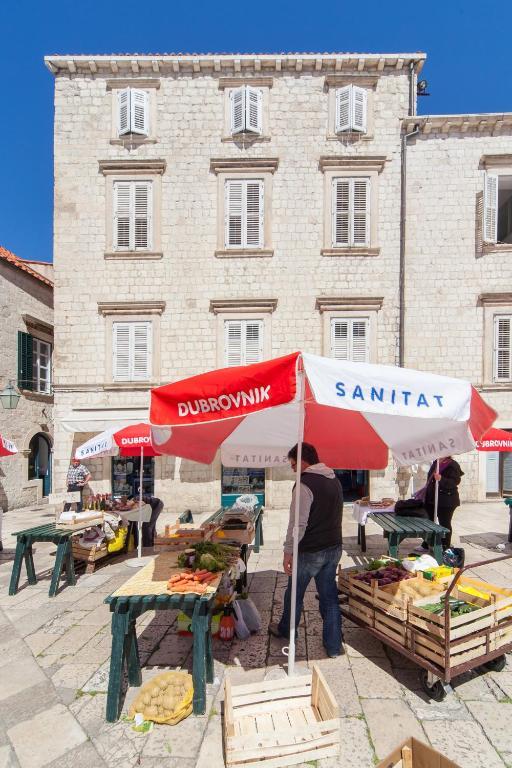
[149,352,495,468]
[0,435,18,457]
[476,427,512,451]
[75,422,160,460]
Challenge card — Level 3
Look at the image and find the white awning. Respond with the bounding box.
[59,408,148,434]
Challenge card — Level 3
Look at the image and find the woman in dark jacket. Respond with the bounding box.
[423,456,464,549]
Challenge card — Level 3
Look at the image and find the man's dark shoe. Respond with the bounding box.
[268,622,286,638]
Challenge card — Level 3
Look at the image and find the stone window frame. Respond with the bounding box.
[218,77,273,144]
[479,293,512,390]
[316,296,383,362]
[210,299,277,367]
[480,155,512,255]
[319,156,385,257]
[99,160,165,260]
[324,74,378,142]
[98,300,165,389]
[107,79,160,146]
[210,158,278,258]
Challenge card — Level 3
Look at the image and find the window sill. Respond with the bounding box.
[104,382,157,391]
[215,249,274,259]
[18,389,54,403]
[104,251,163,261]
[326,133,373,141]
[321,247,380,257]
[482,243,512,255]
[478,383,512,392]
[110,137,158,146]
[221,135,271,144]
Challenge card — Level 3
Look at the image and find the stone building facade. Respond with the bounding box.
[0,247,54,510]
[45,51,511,509]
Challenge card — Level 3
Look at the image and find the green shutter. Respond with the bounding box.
[17,331,34,390]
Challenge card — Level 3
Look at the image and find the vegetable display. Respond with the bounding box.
[177,541,237,572]
[167,569,218,594]
[128,671,193,725]
[355,563,413,587]
[420,596,478,618]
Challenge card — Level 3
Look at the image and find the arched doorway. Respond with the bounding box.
[28,433,52,497]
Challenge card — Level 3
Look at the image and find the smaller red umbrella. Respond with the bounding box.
[476,427,512,451]
[0,435,18,457]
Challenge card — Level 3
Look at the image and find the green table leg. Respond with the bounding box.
[24,541,37,585]
[65,542,76,586]
[191,603,207,715]
[254,515,263,553]
[106,610,129,722]
[125,617,142,687]
[49,539,68,597]
[432,534,444,565]
[205,619,214,684]
[8,539,26,595]
[388,533,399,559]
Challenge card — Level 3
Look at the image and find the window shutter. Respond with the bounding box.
[352,86,367,133]
[245,86,263,134]
[225,321,243,366]
[331,320,350,359]
[335,86,351,133]
[114,182,132,250]
[494,316,511,381]
[134,182,152,249]
[17,331,34,390]
[132,322,152,380]
[112,323,131,381]
[244,321,264,363]
[118,89,130,136]
[225,181,243,247]
[332,179,350,246]
[352,179,370,246]
[230,88,245,134]
[130,89,149,136]
[484,172,498,243]
[351,319,369,362]
[246,181,264,248]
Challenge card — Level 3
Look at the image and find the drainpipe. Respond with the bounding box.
[399,123,420,367]
[408,60,416,117]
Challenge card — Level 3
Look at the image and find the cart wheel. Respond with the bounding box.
[419,669,447,701]
[483,655,507,672]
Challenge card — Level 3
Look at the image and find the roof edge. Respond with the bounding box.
[403,113,512,134]
[0,247,54,288]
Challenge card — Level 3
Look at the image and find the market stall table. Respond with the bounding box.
[104,551,222,721]
[353,501,395,552]
[8,522,87,597]
[370,514,449,564]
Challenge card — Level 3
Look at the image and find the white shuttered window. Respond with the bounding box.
[225,180,264,248]
[117,88,149,136]
[230,86,262,135]
[335,85,367,133]
[332,177,370,247]
[224,320,264,367]
[114,181,152,251]
[484,172,498,243]
[330,318,369,363]
[113,321,152,381]
[494,315,512,382]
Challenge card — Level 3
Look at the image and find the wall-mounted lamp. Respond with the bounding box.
[0,380,21,410]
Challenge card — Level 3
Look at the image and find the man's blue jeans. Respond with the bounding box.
[278,544,342,656]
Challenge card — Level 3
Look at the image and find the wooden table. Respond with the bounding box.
[9,522,80,597]
[104,552,221,721]
[369,514,449,564]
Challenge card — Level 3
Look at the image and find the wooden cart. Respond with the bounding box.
[339,555,512,700]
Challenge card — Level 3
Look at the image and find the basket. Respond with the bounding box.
[224,666,340,768]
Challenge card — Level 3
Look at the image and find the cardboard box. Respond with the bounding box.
[377,738,461,768]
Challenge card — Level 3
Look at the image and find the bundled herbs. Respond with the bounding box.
[177,541,236,572]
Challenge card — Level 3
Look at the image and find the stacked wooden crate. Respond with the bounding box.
[154,522,214,552]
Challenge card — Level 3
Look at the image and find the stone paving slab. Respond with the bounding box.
[7,704,87,768]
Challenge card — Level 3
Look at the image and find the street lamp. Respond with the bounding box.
[0,380,21,410]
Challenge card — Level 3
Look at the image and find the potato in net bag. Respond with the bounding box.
[128,670,193,725]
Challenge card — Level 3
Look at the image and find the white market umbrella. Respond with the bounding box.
[148,351,496,673]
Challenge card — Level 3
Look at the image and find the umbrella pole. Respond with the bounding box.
[288,369,305,677]
[434,458,440,525]
[138,446,143,560]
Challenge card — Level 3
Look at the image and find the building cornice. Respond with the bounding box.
[97,301,166,315]
[210,298,278,314]
[316,296,384,312]
[99,159,166,175]
[319,155,387,172]
[210,157,279,174]
[45,52,426,77]
[403,114,512,135]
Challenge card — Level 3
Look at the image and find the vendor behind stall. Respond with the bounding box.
[141,494,164,547]
[64,459,91,512]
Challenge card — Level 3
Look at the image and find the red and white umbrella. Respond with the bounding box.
[149,352,496,672]
[476,427,512,451]
[0,435,18,457]
[75,423,160,564]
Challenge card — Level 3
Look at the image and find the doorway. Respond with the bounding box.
[111,456,155,498]
[334,469,369,503]
[28,433,52,496]
[221,466,265,507]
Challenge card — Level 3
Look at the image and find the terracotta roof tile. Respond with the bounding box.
[0,246,53,287]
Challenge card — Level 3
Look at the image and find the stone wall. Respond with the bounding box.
[0,261,53,510]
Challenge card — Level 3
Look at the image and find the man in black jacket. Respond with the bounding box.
[269,443,344,658]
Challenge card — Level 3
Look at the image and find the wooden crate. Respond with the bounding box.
[72,540,109,573]
[55,511,104,530]
[224,666,340,768]
[377,737,461,767]
[211,521,255,545]
[155,522,214,552]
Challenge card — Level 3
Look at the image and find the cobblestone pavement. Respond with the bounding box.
[0,500,511,768]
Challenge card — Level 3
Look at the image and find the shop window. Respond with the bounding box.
[112,456,154,498]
